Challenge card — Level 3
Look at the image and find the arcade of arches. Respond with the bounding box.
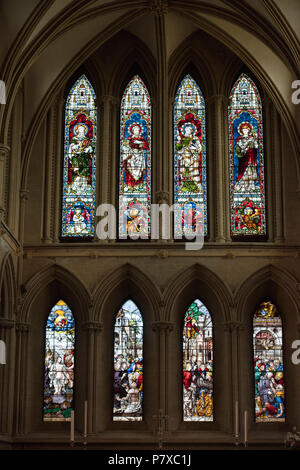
[0,0,299,450]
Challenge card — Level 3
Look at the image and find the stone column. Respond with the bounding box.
[82,320,103,434]
[42,103,57,244]
[208,95,229,243]
[223,319,245,439]
[263,96,275,242]
[152,1,169,216]
[14,321,30,436]
[0,144,10,223]
[273,107,285,243]
[53,97,64,243]
[152,319,174,424]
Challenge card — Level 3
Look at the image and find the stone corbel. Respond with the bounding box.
[0,144,10,161]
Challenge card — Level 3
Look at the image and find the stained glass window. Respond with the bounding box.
[228,74,266,236]
[174,75,207,238]
[113,300,143,421]
[44,300,75,421]
[119,76,151,239]
[253,300,285,422]
[183,299,213,421]
[61,75,97,237]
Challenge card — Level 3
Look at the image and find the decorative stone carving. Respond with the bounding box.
[0,144,10,161]
[157,249,168,259]
[149,0,168,16]
[223,321,245,333]
[155,190,169,205]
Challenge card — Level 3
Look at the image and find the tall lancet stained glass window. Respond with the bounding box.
[229,74,266,236]
[61,75,97,237]
[113,300,143,421]
[119,76,151,239]
[253,300,285,422]
[174,75,207,238]
[44,300,75,421]
[183,299,213,421]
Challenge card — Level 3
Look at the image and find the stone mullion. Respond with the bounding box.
[152,321,173,423]
[82,321,103,434]
[14,323,30,436]
[211,95,228,243]
[53,97,64,243]
[154,10,168,203]
[273,107,284,243]
[263,97,275,242]
[98,96,118,242]
[7,88,22,236]
[42,104,56,243]
[0,320,14,434]
[0,144,10,223]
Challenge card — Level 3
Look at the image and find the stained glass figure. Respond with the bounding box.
[61,75,97,237]
[253,300,285,422]
[119,76,151,239]
[44,300,75,421]
[228,74,266,236]
[183,299,213,421]
[113,300,143,421]
[174,75,207,238]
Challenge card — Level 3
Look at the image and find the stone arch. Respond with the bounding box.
[163,263,233,432]
[21,263,91,324]
[234,264,300,428]
[92,263,162,430]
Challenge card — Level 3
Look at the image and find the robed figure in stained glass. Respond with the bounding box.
[174,75,207,238]
[235,121,259,193]
[122,123,148,187]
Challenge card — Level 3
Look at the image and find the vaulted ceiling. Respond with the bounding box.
[0,0,299,165]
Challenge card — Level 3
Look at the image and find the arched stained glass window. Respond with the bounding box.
[174,75,207,238]
[119,76,151,239]
[61,75,97,237]
[253,300,285,422]
[113,300,143,421]
[44,300,75,421]
[228,74,266,236]
[183,299,213,421]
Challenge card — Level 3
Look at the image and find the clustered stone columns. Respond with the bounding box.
[0,144,10,223]
[0,318,14,435]
[152,319,174,431]
[14,321,30,436]
[223,318,245,437]
[82,320,103,434]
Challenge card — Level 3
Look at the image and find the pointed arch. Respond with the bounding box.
[228,73,266,237]
[61,74,98,238]
[113,299,143,421]
[253,300,285,422]
[119,75,152,239]
[173,75,207,238]
[43,299,75,421]
[183,298,213,421]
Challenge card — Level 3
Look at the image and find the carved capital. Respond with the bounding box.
[155,190,169,205]
[100,95,119,107]
[152,321,174,332]
[223,321,244,333]
[0,318,15,329]
[207,94,228,107]
[15,322,30,333]
[82,321,103,332]
[20,189,29,201]
[0,144,10,161]
[149,0,168,15]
